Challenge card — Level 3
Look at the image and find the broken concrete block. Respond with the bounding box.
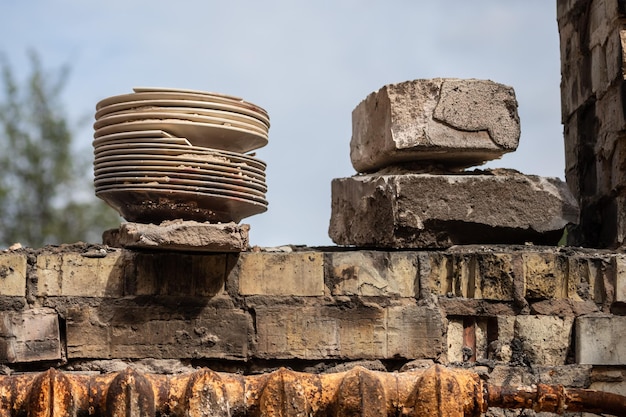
[350,78,520,173]
[329,170,579,248]
[103,220,249,252]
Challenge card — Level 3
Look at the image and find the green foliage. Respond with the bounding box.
[0,51,119,248]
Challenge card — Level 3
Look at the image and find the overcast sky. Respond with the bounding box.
[1,1,562,247]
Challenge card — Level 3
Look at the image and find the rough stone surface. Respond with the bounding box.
[103,220,250,252]
[0,308,61,363]
[350,78,520,173]
[0,254,27,297]
[576,316,626,365]
[329,171,579,248]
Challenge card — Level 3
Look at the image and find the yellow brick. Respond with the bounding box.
[327,251,417,297]
[0,254,27,297]
[37,251,126,297]
[238,252,324,296]
[36,254,62,296]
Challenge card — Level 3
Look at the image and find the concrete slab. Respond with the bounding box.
[328,170,579,248]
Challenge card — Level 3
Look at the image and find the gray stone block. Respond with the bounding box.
[576,316,626,365]
[350,78,520,172]
[328,170,579,248]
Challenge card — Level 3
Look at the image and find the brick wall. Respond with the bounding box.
[1,243,625,410]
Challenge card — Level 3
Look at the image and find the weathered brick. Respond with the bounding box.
[0,254,27,297]
[65,306,110,358]
[515,315,573,366]
[36,252,127,297]
[386,304,443,359]
[523,252,568,300]
[0,308,61,363]
[254,305,385,360]
[576,316,626,365]
[254,303,442,360]
[133,252,227,296]
[435,253,515,301]
[326,251,417,297]
[476,253,516,301]
[238,252,324,296]
[66,304,249,360]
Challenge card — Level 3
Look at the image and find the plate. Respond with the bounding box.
[97,187,267,223]
[96,106,269,132]
[93,145,266,167]
[93,119,267,153]
[93,149,266,170]
[94,169,267,192]
[95,182,268,204]
[94,174,267,196]
[93,138,263,163]
[96,91,269,121]
[133,87,245,101]
[94,136,192,148]
[93,162,266,183]
[95,99,270,127]
[93,111,268,136]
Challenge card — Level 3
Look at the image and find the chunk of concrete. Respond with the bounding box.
[350,78,520,173]
[328,169,579,248]
[103,220,249,252]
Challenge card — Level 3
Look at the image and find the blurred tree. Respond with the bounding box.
[0,51,119,248]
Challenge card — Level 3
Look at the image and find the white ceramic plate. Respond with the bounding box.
[93,163,266,184]
[95,99,270,127]
[93,111,268,136]
[93,119,267,153]
[93,145,267,166]
[94,169,267,191]
[93,147,266,170]
[95,181,268,204]
[93,156,266,178]
[96,106,269,132]
[97,91,269,121]
[93,138,193,150]
[133,87,244,101]
[94,175,266,198]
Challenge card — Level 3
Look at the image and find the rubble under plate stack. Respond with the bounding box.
[329,78,579,248]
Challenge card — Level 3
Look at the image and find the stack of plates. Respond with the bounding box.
[93,88,269,224]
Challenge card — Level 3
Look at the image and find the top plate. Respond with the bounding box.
[97,90,269,120]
